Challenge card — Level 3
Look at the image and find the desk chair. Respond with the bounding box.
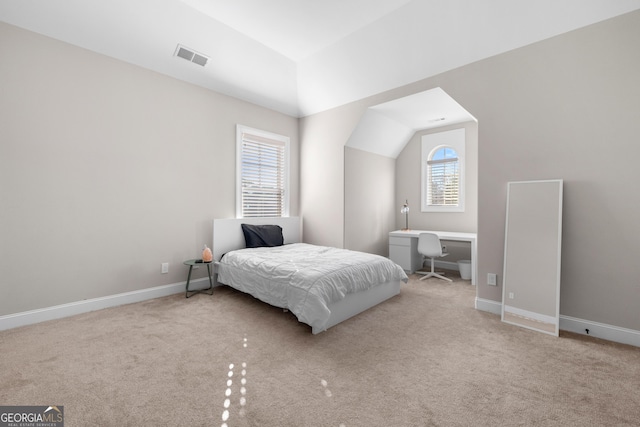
[417,232,452,282]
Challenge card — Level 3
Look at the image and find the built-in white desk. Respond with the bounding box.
[389,230,477,286]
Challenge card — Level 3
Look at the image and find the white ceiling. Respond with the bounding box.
[178,0,415,62]
[346,88,476,158]
[1,0,640,118]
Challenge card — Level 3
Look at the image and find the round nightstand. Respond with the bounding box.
[183,259,214,298]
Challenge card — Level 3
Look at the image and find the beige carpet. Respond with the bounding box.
[1,273,639,427]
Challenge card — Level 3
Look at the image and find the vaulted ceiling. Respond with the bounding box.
[1,0,639,117]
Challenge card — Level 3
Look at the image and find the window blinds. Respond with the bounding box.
[427,157,459,206]
[240,132,286,217]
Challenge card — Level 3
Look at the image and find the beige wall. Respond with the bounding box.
[299,104,365,247]
[300,10,640,332]
[465,11,640,331]
[0,23,299,316]
[3,9,640,334]
[396,122,478,234]
[344,147,395,255]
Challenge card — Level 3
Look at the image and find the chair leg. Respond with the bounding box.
[417,257,452,282]
[419,272,452,282]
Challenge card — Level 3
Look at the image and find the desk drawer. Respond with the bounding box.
[389,236,411,246]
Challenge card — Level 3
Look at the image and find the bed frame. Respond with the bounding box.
[212,217,401,334]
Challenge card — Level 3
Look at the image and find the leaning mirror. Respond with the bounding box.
[502,180,563,336]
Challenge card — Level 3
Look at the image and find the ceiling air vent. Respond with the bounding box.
[174,44,209,67]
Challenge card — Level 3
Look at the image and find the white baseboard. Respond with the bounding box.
[474,299,639,348]
[5,280,638,348]
[475,297,502,315]
[559,315,640,348]
[0,278,213,332]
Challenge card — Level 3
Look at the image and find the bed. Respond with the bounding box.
[213,217,407,334]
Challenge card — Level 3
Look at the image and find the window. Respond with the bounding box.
[421,128,465,212]
[427,146,459,205]
[236,125,290,218]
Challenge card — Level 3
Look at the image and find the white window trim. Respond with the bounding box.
[236,124,290,218]
[421,128,465,213]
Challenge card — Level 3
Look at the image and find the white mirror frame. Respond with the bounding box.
[502,179,563,336]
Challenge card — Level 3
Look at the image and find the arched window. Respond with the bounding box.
[421,128,465,212]
[428,146,459,206]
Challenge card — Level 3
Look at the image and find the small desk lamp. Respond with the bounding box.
[401,199,410,230]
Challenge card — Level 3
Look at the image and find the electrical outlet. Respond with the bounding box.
[508,292,514,299]
[487,273,497,286]
[161,263,169,274]
[442,245,446,253]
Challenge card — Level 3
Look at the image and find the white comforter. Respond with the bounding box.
[217,243,408,331]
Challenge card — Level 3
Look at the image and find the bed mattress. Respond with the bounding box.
[217,243,408,331]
